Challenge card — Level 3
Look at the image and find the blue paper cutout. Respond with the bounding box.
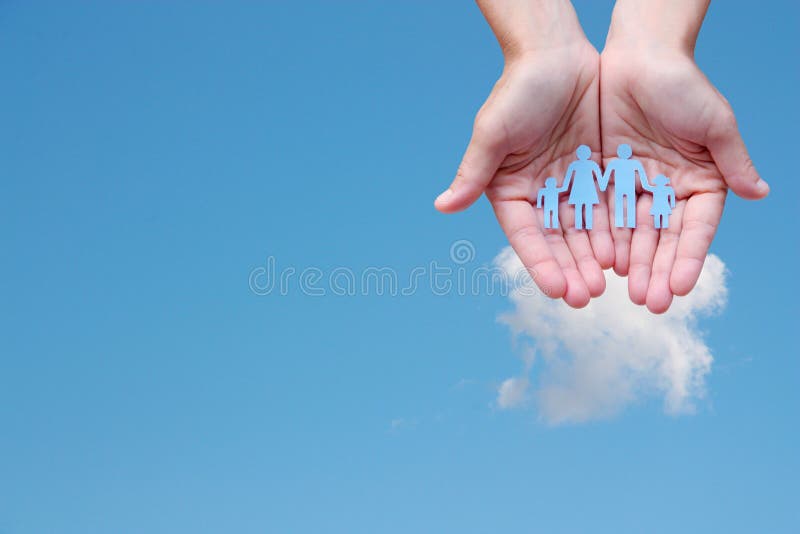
[602,143,653,228]
[649,174,676,229]
[558,145,603,230]
[535,143,673,231]
[536,177,562,229]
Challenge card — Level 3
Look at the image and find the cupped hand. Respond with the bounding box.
[600,46,769,313]
[436,43,613,308]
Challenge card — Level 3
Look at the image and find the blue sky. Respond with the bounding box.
[1,1,798,532]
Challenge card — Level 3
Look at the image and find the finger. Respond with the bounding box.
[492,199,567,299]
[435,118,506,213]
[588,195,615,270]
[607,185,632,276]
[645,201,685,314]
[707,105,769,200]
[559,202,606,298]
[670,191,726,296]
[627,195,658,305]
[548,201,590,308]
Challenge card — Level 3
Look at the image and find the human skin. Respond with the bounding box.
[434,0,612,308]
[437,0,768,313]
[601,0,769,313]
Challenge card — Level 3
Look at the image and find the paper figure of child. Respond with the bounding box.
[648,174,676,229]
[536,177,565,229]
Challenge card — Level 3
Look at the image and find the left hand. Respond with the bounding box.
[600,46,768,313]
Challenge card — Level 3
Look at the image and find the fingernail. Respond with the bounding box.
[435,189,454,205]
[756,179,770,195]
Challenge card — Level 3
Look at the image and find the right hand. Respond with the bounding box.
[435,42,612,307]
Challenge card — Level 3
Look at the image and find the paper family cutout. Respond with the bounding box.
[536,144,675,230]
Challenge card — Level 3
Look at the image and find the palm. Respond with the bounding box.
[600,49,759,312]
[440,43,611,307]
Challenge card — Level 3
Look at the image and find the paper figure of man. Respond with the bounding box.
[600,143,653,228]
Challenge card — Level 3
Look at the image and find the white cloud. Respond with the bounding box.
[496,345,536,410]
[493,247,727,424]
[497,376,530,409]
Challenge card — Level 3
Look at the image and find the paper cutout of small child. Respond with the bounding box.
[536,177,566,229]
[649,174,676,229]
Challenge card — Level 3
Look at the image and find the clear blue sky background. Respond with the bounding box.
[1,1,797,532]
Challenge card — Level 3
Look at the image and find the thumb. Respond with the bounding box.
[435,119,506,213]
[707,105,769,200]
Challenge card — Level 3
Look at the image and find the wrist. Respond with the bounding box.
[477,0,589,61]
[604,0,709,57]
